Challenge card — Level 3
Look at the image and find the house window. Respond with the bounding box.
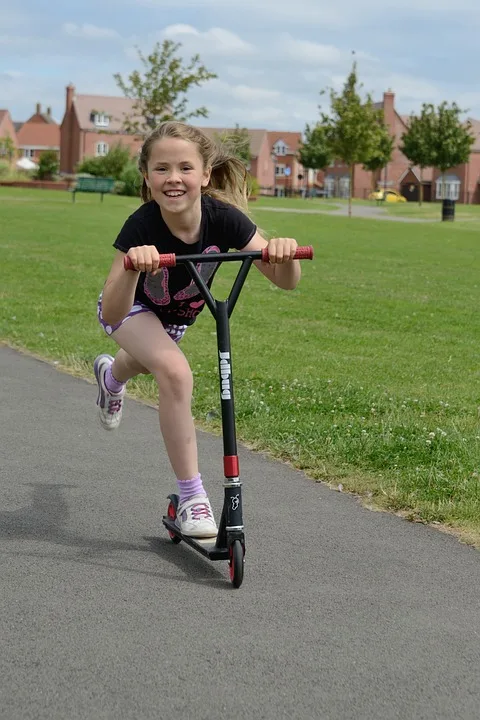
[435,175,460,201]
[324,175,350,198]
[274,142,287,156]
[324,176,335,197]
[275,164,285,176]
[339,176,351,199]
[95,142,109,157]
[93,113,110,128]
[24,149,35,158]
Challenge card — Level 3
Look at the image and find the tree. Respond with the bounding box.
[431,101,475,204]
[36,150,59,180]
[114,40,217,136]
[400,105,436,205]
[298,123,332,192]
[320,61,385,216]
[215,125,251,167]
[0,134,15,163]
[363,118,394,192]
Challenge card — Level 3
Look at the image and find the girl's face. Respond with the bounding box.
[144,137,211,214]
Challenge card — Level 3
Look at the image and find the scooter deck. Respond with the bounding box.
[162,516,230,560]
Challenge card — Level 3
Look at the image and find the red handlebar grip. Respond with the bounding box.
[294,245,314,260]
[261,245,314,262]
[123,253,177,271]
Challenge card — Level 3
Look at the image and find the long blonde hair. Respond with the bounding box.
[138,121,250,213]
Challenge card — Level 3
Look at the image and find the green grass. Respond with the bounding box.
[382,200,480,224]
[253,196,340,212]
[2,187,480,544]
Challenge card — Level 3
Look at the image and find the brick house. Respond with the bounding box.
[323,91,414,199]
[268,131,306,196]
[0,109,18,160]
[199,127,309,195]
[197,126,274,192]
[430,118,480,205]
[16,103,60,163]
[323,90,480,204]
[60,84,142,174]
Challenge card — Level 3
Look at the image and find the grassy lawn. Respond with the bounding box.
[2,187,480,545]
[253,196,341,212]
[382,200,480,223]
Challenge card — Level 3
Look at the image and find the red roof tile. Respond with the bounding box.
[267,131,302,154]
[17,122,60,149]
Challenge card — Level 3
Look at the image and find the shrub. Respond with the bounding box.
[118,161,142,197]
[36,150,59,180]
[247,174,260,197]
[77,143,132,181]
[0,160,10,178]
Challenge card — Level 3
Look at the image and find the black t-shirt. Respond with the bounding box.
[113,194,257,325]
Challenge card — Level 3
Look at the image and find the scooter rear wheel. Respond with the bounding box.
[229,540,244,588]
[167,496,181,544]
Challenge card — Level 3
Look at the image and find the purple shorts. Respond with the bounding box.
[96,293,187,344]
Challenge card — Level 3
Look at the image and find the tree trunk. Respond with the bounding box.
[348,165,353,217]
[419,168,424,206]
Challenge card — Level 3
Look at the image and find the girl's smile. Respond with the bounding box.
[144,138,210,214]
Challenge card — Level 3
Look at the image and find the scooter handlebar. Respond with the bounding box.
[123,245,313,271]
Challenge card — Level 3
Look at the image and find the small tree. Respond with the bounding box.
[320,61,385,216]
[114,40,217,136]
[36,150,59,180]
[400,105,436,205]
[0,134,15,163]
[215,125,251,167]
[298,123,332,195]
[431,101,475,205]
[363,118,394,192]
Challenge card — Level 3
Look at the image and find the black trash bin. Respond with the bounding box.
[442,198,455,221]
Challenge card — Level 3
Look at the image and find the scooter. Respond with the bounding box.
[125,245,313,587]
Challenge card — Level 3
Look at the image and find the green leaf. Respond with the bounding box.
[113,40,217,136]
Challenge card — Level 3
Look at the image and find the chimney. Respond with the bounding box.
[66,84,75,113]
[383,90,395,132]
[36,102,41,115]
[47,106,52,117]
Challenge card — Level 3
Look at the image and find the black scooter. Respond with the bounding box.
[125,245,313,587]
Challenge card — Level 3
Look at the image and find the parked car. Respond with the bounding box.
[368,189,407,203]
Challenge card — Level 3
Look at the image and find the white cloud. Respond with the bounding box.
[163,25,255,55]
[207,79,281,103]
[0,70,23,80]
[62,23,121,40]
[282,37,343,66]
[163,24,198,35]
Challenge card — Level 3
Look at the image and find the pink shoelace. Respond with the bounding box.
[108,398,123,415]
[190,503,213,521]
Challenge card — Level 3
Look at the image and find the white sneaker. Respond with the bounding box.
[176,495,218,538]
[93,354,125,431]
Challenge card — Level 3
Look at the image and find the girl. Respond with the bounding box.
[94,121,301,539]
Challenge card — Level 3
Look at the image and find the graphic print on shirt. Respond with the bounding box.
[173,246,220,302]
[143,245,220,318]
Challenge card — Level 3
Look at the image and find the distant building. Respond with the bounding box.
[60,84,142,174]
[16,103,60,163]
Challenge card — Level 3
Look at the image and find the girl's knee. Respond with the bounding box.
[152,357,193,397]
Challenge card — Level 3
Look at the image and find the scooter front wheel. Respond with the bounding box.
[229,540,244,588]
[167,495,182,544]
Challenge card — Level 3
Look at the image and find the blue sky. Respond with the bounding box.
[1,0,479,130]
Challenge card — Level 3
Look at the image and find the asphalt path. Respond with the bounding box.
[1,345,479,720]
[258,204,430,222]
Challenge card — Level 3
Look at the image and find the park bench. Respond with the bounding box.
[71,176,115,203]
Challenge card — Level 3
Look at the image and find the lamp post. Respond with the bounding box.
[270,151,276,197]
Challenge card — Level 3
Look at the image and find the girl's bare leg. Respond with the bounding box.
[111,312,198,480]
